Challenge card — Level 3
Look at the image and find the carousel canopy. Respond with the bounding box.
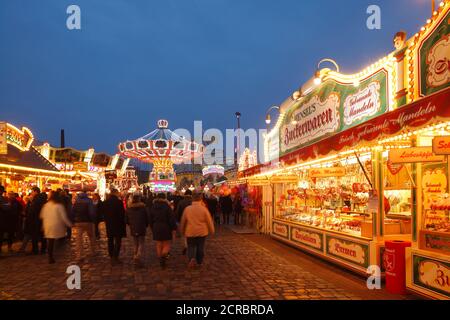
[118,120,203,163]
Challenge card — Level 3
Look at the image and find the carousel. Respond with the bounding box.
[118,119,204,193]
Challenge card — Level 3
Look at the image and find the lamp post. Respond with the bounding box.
[265,106,280,132]
[314,58,340,85]
[235,112,241,167]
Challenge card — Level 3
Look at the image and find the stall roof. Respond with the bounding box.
[242,87,450,178]
[0,145,60,172]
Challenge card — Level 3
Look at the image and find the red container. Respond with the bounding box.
[384,240,411,294]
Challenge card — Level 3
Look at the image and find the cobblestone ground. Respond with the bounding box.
[0,226,411,300]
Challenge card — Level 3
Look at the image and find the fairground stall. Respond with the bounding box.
[240,1,450,299]
[402,1,450,299]
[34,143,129,199]
[0,122,72,193]
[118,119,203,193]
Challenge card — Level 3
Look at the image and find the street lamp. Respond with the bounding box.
[265,106,280,127]
[235,112,241,167]
[314,58,340,86]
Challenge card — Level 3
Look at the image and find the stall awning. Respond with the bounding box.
[0,145,70,178]
[241,87,450,178]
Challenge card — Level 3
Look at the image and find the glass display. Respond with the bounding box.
[422,163,450,233]
[274,162,374,238]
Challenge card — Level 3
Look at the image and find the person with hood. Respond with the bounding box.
[148,193,177,268]
[71,189,96,261]
[126,193,148,267]
[103,189,126,265]
[21,187,47,254]
[40,191,72,264]
[180,192,215,268]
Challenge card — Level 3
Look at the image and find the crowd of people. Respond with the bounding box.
[0,184,245,269]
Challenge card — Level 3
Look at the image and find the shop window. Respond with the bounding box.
[383,159,413,236]
[420,162,450,253]
[273,160,373,239]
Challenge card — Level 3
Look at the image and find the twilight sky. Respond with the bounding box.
[0,0,430,155]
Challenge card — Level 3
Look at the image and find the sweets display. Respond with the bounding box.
[281,209,364,236]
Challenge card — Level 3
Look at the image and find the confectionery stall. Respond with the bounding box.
[240,1,450,299]
[0,122,72,193]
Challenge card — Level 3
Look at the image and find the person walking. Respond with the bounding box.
[0,192,21,253]
[219,194,232,225]
[205,193,219,225]
[59,189,72,241]
[180,193,215,268]
[233,194,243,225]
[126,194,148,267]
[0,187,12,254]
[40,191,72,264]
[92,193,104,240]
[71,190,96,261]
[21,187,47,254]
[103,189,126,265]
[175,190,192,255]
[148,193,177,268]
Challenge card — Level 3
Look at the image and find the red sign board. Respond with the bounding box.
[433,136,450,155]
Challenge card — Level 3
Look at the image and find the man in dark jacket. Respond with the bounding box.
[126,194,148,266]
[0,192,21,253]
[206,193,219,225]
[219,194,233,225]
[175,190,193,255]
[58,189,72,241]
[72,190,96,261]
[22,187,47,254]
[176,189,192,222]
[92,193,104,240]
[148,193,177,268]
[0,186,11,255]
[103,189,126,265]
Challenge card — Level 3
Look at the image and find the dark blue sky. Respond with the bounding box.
[0,0,430,154]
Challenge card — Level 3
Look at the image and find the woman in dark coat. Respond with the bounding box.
[22,188,47,254]
[0,192,20,253]
[148,193,177,268]
[103,190,126,264]
[126,194,148,266]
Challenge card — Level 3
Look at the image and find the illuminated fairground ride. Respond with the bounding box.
[118,120,204,192]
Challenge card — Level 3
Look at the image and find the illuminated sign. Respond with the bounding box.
[202,165,225,176]
[432,136,450,155]
[309,166,346,178]
[4,123,34,152]
[389,147,445,164]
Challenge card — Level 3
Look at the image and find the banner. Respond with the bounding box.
[419,10,450,97]
[389,147,445,164]
[280,69,388,157]
[309,167,346,178]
